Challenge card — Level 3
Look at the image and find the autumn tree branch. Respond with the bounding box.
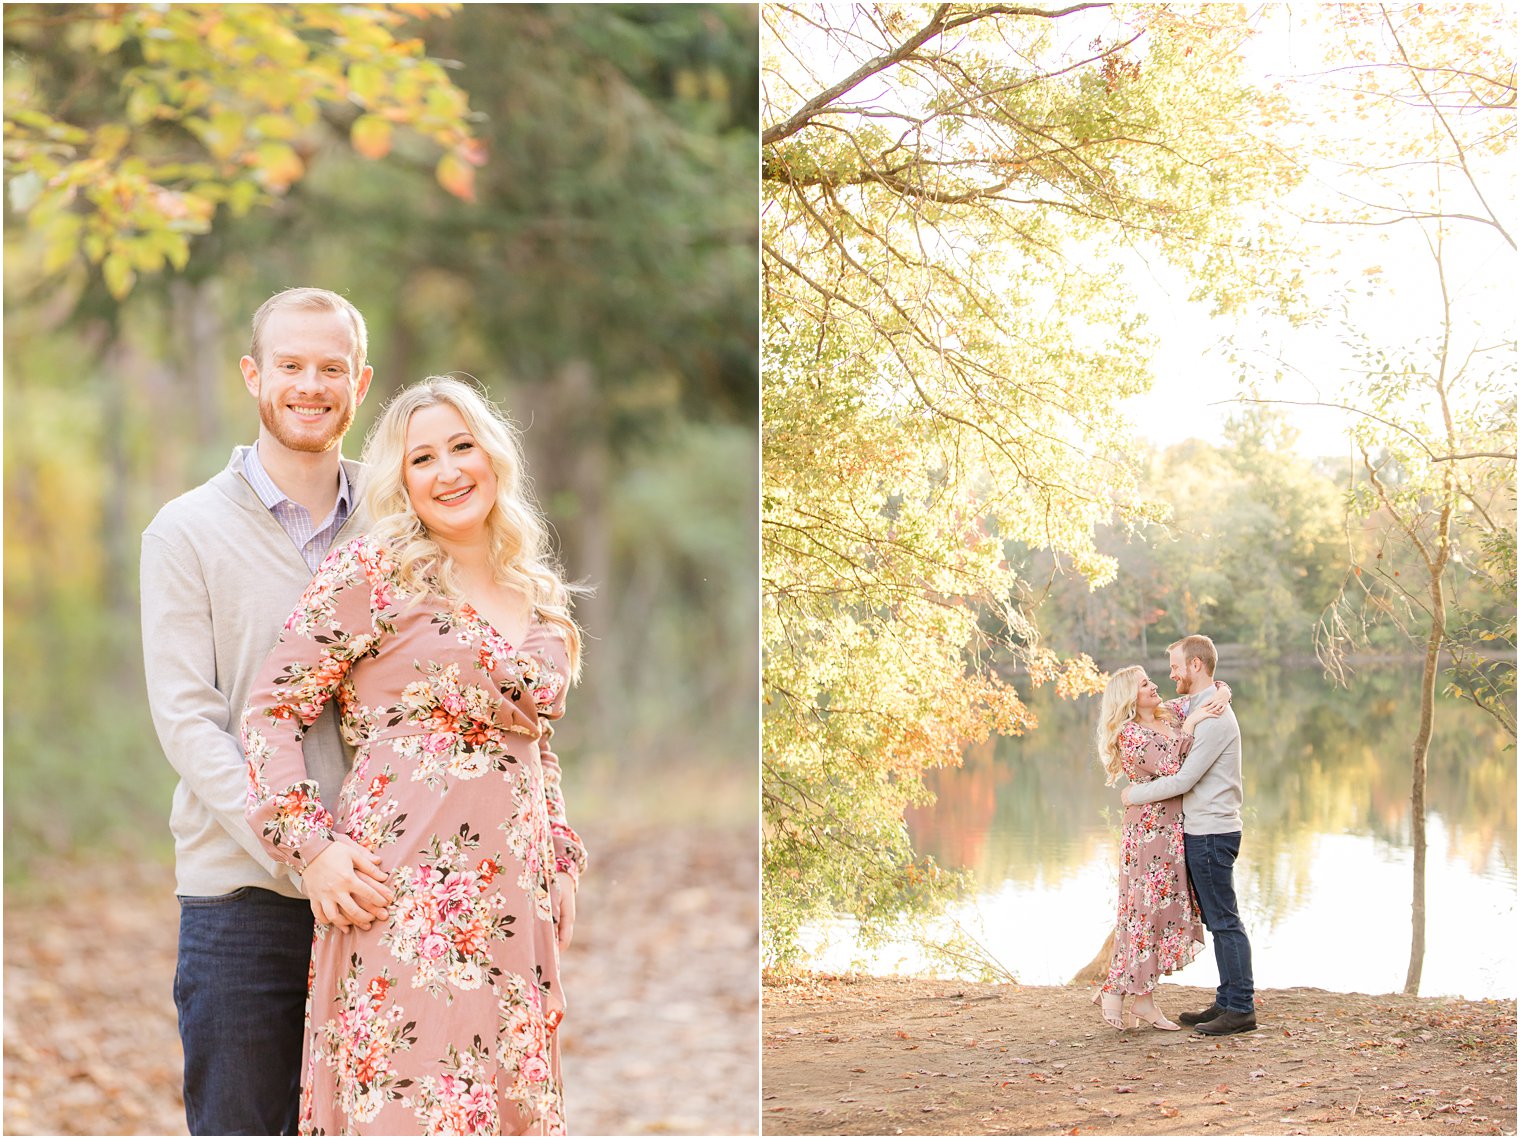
[1379,3,1515,249]
[762,3,1112,146]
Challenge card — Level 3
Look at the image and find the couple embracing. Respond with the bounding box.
[142,287,584,1135]
[1093,635,1257,1037]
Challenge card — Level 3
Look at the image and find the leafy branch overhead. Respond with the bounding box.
[760,2,1314,965]
[3,3,485,298]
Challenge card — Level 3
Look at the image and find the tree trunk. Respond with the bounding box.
[168,278,229,488]
[1403,574,1447,996]
[1070,927,1116,987]
[536,361,611,727]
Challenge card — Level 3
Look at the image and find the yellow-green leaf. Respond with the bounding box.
[102,252,135,299]
[126,235,166,273]
[252,142,304,191]
[125,83,162,126]
[226,178,262,217]
[349,63,386,104]
[425,84,465,120]
[261,25,309,69]
[162,231,192,271]
[42,215,83,275]
[291,100,320,129]
[91,17,127,55]
[253,113,297,140]
[93,123,130,160]
[206,17,239,54]
[350,114,393,159]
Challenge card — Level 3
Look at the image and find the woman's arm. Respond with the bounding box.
[1183,680,1231,734]
[241,539,392,929]
[1120,722,1168,780]
[1124,720,1191,784]
[1123,717,1230,807]
[534,644,585,948]
[540,720,587,889]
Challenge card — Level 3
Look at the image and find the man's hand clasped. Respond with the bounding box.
[302,834,394,931]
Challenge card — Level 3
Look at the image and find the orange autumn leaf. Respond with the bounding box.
[350,114,393,160]
[457,137,489,167]
[251,141,303,191]
[436,150,476,201]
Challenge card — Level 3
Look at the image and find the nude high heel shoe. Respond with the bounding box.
[1130,993,1181,1031]
[1091,989,1138,1031]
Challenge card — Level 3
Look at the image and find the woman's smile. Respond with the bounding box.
[403,402,499,541]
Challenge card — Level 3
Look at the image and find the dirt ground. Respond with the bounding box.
[762,974,1516,1136]
[3,822,759,1136]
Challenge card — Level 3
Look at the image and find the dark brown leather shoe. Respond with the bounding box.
[1177,1003,1224,1026]
[1194,1009,1257,1035]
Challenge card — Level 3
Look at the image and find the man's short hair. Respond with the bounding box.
[248,287,368,373]
[1168,634,1218,675]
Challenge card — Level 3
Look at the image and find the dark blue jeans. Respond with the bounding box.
[1184,831,1255,1013]
[175,886,314,1135]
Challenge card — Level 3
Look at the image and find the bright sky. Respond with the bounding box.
[766,4,1515,461]
[1122,4,1515,458]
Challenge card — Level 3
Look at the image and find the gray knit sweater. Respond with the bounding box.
[141,448,368,898]
[1123,682,1244,835]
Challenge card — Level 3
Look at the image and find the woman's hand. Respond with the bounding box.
[1183,680,1231,731]
[553,871,577,949]
[1183,698,1226,733]
[303,835,394,931]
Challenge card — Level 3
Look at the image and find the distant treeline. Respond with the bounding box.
[1004,409,1513,665]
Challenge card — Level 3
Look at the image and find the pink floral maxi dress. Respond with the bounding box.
[1102,708,1205,995]
[242,536,586,1136]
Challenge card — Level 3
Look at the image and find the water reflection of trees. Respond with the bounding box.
[910,666,1516,926]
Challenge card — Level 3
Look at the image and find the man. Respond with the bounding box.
[1121,633,1257,1036]
[141,287,395,1134]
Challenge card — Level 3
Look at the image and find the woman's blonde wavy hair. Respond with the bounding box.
[360,376,583,679]
[1096,666,1146,786]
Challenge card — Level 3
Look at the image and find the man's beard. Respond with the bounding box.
[259,393,354,453]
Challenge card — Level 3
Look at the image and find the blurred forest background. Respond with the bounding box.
[4,3,759,872]
[4,7,759,1132]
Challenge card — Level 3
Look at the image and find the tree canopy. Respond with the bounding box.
[761,2,1311,965]
[4,4,482,299]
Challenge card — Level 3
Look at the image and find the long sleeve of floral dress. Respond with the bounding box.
[241,540,386,871]
[539,711,587,886]
[1121,718,1193,782]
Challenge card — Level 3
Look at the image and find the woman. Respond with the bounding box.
[242,377,585,1135]
[1093,667,1226,1031]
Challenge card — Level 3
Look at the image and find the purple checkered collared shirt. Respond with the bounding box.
[239,443,354,573]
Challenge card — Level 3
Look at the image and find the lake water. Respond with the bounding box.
[801,664,1518,1000]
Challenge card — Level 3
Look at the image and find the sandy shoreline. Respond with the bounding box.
[763,972,1516,1135]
